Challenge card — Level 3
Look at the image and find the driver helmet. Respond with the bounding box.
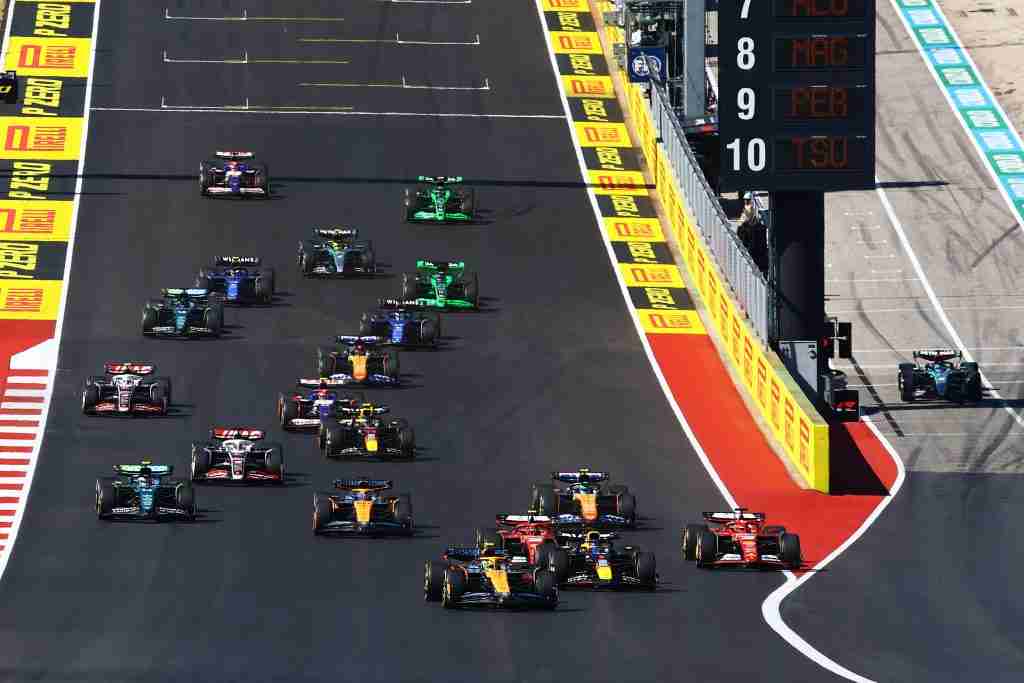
[137,465,153,486]
[352,341,367,355]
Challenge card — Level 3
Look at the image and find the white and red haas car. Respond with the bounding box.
[681,508,801,570]
[81,362,172,416]
[190,428,284,484]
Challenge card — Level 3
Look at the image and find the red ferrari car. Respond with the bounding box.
[681,509,801,570]
[477,514,569,576]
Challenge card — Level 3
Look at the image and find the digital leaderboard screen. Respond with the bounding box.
[718,0,876,191]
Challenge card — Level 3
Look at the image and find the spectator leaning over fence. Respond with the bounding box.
[737,192,769,276]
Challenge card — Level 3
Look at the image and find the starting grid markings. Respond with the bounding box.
[542,0,703,335]
[0,0,96,320]
[893,0,1024,224]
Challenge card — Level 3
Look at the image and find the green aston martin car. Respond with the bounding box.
[403,176,476,223]
[397,260,479,310]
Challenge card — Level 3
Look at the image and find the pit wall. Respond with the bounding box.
[603,18,830,492]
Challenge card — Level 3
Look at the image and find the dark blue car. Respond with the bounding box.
[196,256,275,304]
[199,151,270,197]
[360,301,441,347]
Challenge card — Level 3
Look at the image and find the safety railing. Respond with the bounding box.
[643,66,770,343]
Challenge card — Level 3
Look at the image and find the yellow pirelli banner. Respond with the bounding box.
[622,81,831,492]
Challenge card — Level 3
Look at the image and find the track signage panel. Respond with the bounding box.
[718,0,876,191]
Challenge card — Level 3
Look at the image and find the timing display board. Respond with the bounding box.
[718,0,876,191]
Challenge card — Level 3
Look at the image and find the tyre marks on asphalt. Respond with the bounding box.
[0,0,98,578]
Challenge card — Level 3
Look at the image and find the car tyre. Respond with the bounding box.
[81,385,99,415]
[313,493,331,535]
[898,363,915,402]
[424,560,446,602]
[322,423,342,459]
[533,569,558,609]
[780,533,802,570]
[696,529,718,568]
[531,483,557,516]
[278,394,299,431]
[682,523,707,561]
[95,478,116,519]
[442,568,465,609]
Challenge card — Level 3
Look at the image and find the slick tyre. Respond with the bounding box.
[154,377,173,406]
[322,423,343,459]
[531,484,557,515]
[204,306,223,337]
[534,541,555,570]
[442,568,466,609]
[549,548,570,583]
[142,306,157,335]
[424,560,446,602]
[265,448,284,484]
[315,347,335,377]
[967,374,983,402]
[95,478,116,519]
[617,493,637,526]
[460,189,476,216]
[400,273,417,300]
[397,426,415,459]
[176,482,196,520]
[780,533,802,570]
[635,552,657,590]
[278,394,299,431]
[384,347,401,380]
[190,443,211,482]
[403,188,415,223]
[395,494,413,532]
[533,570,558,609]
[696,529,718,568]
[199,163,211,196]
[420,317,438,347]
[898,363,915,402]
[312,493,332,535]
[464,273,480,308]
[81,385,99,415]
[256,268,275,303]
[682,524,707,561]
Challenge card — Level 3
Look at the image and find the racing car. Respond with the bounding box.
[681,509,801,570]
[81,362,172,416]
[199,151,269,197]
[95,461,196,521]
[476,514,566,571]
[190,428,284,484]
[530,469,637,527]
[277,382,362,431]
[423,546,558,610]
[195,256,275,305]
[360,301,441,348]
[142,288,224,338]
[556,528,657,589]
[403,175,475,223]
[297,228,377,277]
[396,259,479,310]
[312,478,413,536]
[319,401,416,460]
[314,336,400,386]
[898,349,983,403]
[0,71,17,105]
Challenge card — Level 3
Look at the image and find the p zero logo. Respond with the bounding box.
[588,170,647,195]
[619,264,684,288]
[637,309,706,335]
[603,217,664,242]
[562,75,614,98]
[0,200,73,241]
[541,0,588,10]
[0,117,83,159]
[549,32,602,54]
[5,38,93,78]
[575,122,630,147]
[0,279,62,319]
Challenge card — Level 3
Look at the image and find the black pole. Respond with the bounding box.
[771,191,825,343]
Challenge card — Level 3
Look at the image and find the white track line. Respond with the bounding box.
[164,9,345,21]
[0,1,101,583]
[300,33,480,46]
[91,106,561,119]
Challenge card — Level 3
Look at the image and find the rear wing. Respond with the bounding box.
[914,349,961,363]
[210,427,264,440]
[557,528,617,541]
[417,175,463,184]
[162,287,210,299]
[703,510,765,523]
[214,256,261,267]
[295,377,362,390]
[333,478,392,492]
[314,227,358,240]
[377,298,423,310]
[335,335,383,346]
[339,405,389,416]
[416,259,464,272]
[104,362,154,375]
[444,546,481,561]
[115,463,172,476]
[552,469,609,484]
[496,514,553,526]
[215,150,254,159]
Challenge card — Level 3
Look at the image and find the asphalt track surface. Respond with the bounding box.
[0,2,832,681]
[784,2,1024,680]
